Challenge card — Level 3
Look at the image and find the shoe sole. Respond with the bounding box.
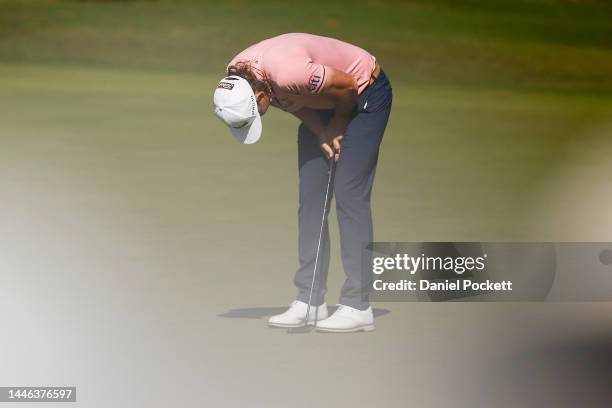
[268,322,305,328]
[316,324,375,333]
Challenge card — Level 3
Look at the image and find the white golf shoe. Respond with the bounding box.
[316,305,375,333]
[268,300,328,328]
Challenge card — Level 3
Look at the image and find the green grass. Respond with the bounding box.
[1,5,612,405]
[1,0,611,92]
[1,62,610,244]
[0,0,611,245]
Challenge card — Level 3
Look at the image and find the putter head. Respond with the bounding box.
[286,306,320,334]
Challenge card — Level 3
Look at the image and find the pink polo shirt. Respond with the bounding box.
[228,33,376,113]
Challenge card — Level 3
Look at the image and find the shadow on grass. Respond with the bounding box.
[218,306,391,319]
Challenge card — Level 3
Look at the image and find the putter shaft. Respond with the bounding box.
[304,159,336,327]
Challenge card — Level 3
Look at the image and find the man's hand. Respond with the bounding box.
[331,134,343,162]
[319,133,343,161]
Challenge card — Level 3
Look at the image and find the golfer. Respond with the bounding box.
[213,33,392,332]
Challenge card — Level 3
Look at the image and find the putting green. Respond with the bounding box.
[1,1,612,406]
[2,62,610,247]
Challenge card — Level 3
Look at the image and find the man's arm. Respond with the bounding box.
[287,65,358,160]
[312,67,358,161]
[291,107,337,161]
[291,108,326,138]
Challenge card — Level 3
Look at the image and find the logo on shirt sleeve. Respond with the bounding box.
[308,74,322,93]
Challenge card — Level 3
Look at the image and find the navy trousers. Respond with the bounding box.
[295,70,392,310]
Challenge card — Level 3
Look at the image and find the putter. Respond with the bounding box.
[288,158,336,334]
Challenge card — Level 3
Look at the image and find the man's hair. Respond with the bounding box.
[226,61,272,98]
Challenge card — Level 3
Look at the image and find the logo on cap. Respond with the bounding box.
[217,82,234,90]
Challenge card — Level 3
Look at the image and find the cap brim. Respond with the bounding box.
[229,112,262,145]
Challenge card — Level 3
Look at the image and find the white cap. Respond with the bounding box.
[213,75,262,144]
